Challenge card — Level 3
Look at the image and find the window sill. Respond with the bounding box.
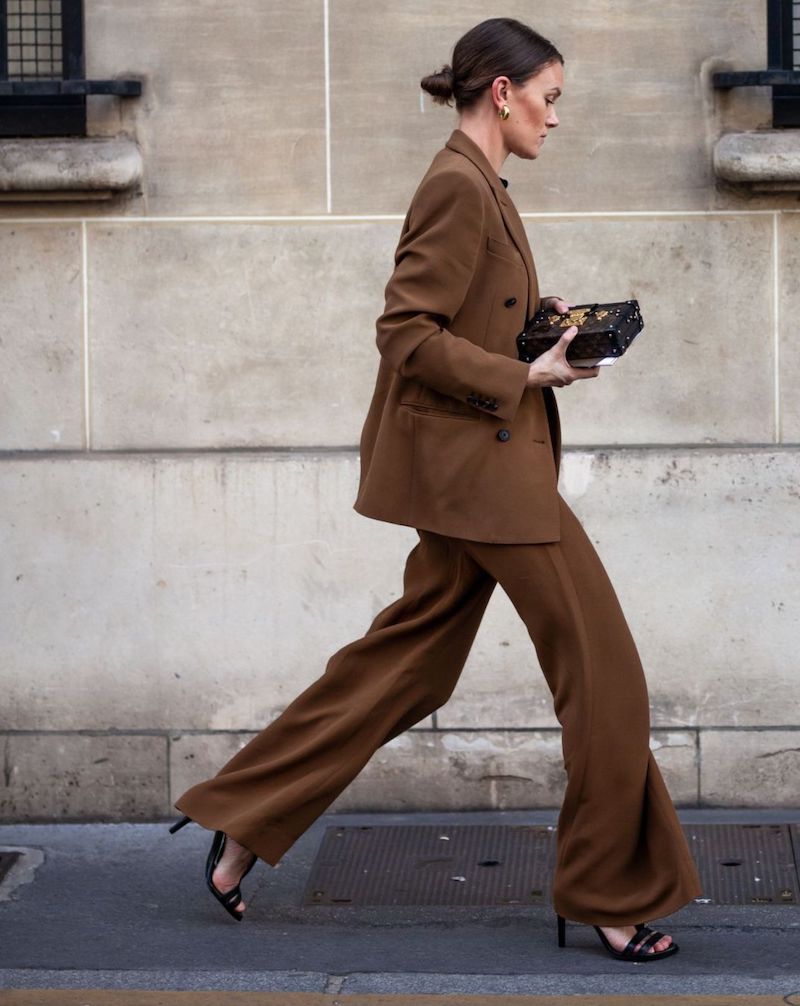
[714,129,800,192]
[0,135,142,202]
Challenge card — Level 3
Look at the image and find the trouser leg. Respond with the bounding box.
[174,529,496,866]
[462,495,702,925]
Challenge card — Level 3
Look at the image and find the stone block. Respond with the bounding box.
[169,719,434,808]
[779,213,800,442]
[714,130,800,190]
[1,449,795,741]
[332,728,698,811]
[0,734,167,820]
[331,0,777,214]
[651,730,698,805]
[0,452,416,732]
[440,448,798,730]
[0,137,142,195]
[532,214,775,445]
[329,730,567,811]
[436,586,559,731]
[700,730,800,806]
[0,224,84,449]
[560,449,799,730]
[86,215,775,450]
[169,733,256,804]
[87,221,390,448]
[86,0,326,215]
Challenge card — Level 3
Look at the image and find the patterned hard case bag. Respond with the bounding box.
[517,300,644,368]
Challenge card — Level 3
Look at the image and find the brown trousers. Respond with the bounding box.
[174,494,702,926]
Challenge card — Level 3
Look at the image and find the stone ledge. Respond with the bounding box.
[714,129,800,191]
[0,136,142,201]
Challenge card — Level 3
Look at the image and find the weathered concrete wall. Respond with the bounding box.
[1,0,797,819]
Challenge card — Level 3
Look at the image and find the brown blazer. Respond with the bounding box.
[353,127,563,544]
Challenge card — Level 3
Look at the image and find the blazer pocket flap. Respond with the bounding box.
[486,235,524,266]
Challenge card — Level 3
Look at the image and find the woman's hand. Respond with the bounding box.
[540,295,571,313]
[525,297,600,388]
[525,326,600,388]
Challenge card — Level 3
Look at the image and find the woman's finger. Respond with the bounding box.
[557,325,579,347]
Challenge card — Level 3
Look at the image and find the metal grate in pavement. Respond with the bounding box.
[303,823,556,906]
[302,822,800,907]
[683,822,796,905]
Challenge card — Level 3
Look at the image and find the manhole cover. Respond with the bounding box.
[0,851,22,885]
[683,822,797,905]
[303,823,556,906]
[302,822,800,907]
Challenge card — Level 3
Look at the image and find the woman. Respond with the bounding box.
[170,17,703,962]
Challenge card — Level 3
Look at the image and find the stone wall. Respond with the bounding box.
[1,0,797,820]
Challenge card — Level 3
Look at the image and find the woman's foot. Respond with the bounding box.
[211,833,257,914]
[597,924,673,954]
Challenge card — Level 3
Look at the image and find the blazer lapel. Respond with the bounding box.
[444,128,538,314]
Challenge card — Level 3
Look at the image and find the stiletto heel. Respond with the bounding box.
[205,830,257,922]
[555,911,679,961]
[168,814,192,834]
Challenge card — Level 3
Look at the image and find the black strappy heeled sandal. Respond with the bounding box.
[204,829,257,922]
[557,912,679,961]
[168,814,257,922]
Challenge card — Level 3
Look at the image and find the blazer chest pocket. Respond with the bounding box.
[486,235,525,269]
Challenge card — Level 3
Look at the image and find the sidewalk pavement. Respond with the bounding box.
[0,808,798,1000]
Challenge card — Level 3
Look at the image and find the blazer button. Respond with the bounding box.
[504,297,517,308]
[496,428,511,442]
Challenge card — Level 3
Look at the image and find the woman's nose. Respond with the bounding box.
[547,110,559,127]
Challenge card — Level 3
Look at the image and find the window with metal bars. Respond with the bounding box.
[794,0,800,69]
[713,0,800,126]
[0,0,140,137]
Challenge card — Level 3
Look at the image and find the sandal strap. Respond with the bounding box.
[222,886,242,907]
[637,930,666,952]
[622,925,660,956]
[621,928,667,958]
[622,927,649,956]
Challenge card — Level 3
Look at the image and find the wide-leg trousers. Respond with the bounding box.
[174,494,703,925]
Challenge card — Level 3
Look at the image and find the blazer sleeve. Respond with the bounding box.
[374,168,530,423]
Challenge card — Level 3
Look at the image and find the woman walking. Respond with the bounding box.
[170,17,703,961]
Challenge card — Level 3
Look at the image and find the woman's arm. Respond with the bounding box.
[375,169,531,423]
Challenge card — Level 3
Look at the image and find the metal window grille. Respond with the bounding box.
[713,0,800,127]
[5,0,64,80]
[0,0,140,137]
[770,0,800,124]
[794,0,800,70]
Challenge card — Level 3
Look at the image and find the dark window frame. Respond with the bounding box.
[0,0,140,138]
[769,0,800,125]
[713,0,800,127]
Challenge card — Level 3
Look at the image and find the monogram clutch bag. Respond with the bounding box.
[516,300,644,368]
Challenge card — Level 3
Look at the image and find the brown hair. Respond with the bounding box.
[420,17,563,113]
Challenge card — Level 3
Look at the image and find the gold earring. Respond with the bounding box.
[499,104,510,120]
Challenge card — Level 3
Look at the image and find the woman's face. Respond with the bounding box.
[500,60,563,160]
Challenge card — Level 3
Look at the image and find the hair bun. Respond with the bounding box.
[420,64,455,105]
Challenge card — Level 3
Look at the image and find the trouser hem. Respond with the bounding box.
[552,877,703,926]
[173,802,297,867]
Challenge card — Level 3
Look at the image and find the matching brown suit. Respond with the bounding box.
[174,127,703,926]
